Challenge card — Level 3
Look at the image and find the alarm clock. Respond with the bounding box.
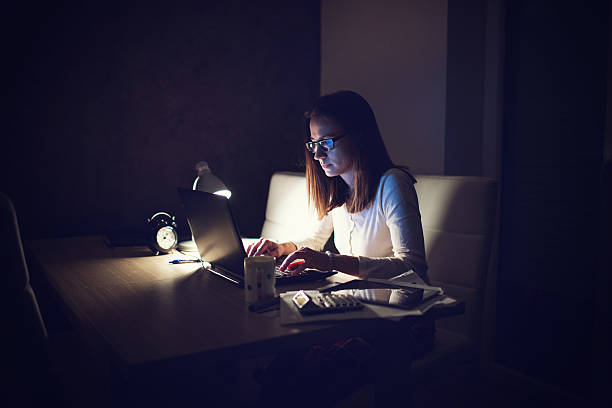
[146,212,178,255]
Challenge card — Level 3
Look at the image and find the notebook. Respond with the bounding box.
[177,188,337,287]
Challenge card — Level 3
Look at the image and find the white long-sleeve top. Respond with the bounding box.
[292,168,428,281]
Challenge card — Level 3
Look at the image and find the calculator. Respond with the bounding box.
[292,290,364,315]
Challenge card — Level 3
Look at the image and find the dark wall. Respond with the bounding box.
[497,0,609,396]
[2,1,320,240]
[444,0,487,176]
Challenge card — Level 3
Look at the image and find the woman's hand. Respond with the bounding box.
[279,247,330,275]
[246,239,296,258]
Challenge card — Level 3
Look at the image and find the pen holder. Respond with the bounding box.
[244,256,275,305]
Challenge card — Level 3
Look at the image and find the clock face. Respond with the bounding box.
[156,226,177,250]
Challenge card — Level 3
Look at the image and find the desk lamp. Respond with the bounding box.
[193,161,231,198]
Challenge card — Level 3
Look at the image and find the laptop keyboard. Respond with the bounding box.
[274,266,299,277]
[274,267,337,286]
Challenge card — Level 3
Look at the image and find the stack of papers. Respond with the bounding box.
[280,270,455,326]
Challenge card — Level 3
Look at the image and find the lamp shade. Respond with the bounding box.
[192,161,231,199]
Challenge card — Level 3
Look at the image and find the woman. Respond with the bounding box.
[248,90,428,284]
[250,90,433,406]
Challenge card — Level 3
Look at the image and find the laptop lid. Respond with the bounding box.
[177,188,246,283]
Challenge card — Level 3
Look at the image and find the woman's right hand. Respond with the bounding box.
[246,238,296,258]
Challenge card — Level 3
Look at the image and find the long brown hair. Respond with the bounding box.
[304,90,395,219]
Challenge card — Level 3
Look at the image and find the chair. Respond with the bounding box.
[259,173,499,358]
[2,193,111,406]
[256,172,499,406]
[1,192,48,341]
[338,175,498,407]
[1,192,54,405]
[409,175,499,388]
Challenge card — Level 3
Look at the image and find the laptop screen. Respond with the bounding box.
[177,188,246,277]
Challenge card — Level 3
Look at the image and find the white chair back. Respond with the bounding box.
[414,175,498,342]
[260,172,318,243]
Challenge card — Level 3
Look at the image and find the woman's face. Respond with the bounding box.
[309,116,354,178]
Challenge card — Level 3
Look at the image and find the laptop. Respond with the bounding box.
[177,188,337,287]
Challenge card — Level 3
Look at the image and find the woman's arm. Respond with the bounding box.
[329,253,360,275]
[278,247,360,276]
[247,240,296,258]
[357,170,428,281]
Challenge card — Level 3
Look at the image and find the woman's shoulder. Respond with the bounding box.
[379,167,417,188]
[375,167,417,205]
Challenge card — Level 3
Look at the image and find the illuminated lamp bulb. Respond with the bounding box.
[193,161,232,199]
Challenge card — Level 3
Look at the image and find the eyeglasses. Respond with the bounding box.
[305,134,345,153]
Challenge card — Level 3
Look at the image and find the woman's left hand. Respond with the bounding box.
[278,247,329,275]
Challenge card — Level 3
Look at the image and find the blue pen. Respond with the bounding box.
[169,259,200,264]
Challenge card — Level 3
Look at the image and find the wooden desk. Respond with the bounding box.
[27,235,463,405]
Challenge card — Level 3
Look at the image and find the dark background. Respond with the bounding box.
[496,0,609,398]
[3,0,319,240]
[2,0,610,404]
